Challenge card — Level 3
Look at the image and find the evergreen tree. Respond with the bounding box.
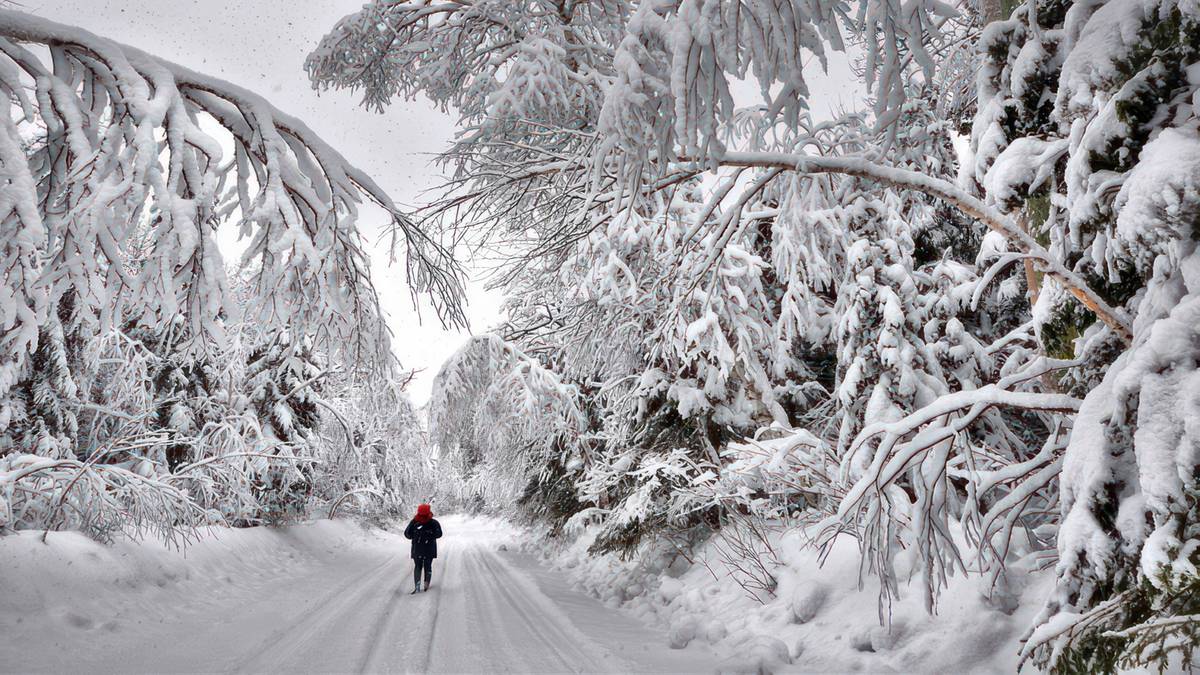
[244,331,322,523]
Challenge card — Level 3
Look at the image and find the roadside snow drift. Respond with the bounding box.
[547,523,1056,673]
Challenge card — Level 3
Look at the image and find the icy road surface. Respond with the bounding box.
[0,515,714,674]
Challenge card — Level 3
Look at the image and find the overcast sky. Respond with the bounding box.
[27,1,863,405]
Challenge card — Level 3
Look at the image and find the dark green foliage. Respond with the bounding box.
[255,478,314,526]
[1118,577,1200,672]
[17,328,79,451]
[244,333,323,524]
[1042,253,1140,364]
[121,319,224,471]
[1074,7,1200,243]
[983,11,1062,142]
[1050,591,1150,675]
[634,396,731,459]
[913,202,986,267]
[1042,301,1096,361]
[589,513,667,558]
[1049,573,1200,675]
[246,336,321,442]
[1035,0,1071,28]
[517,457,584,537]
[588,500,720,561]
[580,396,727,558]
[4,297,82,457]
[151,354,218,471]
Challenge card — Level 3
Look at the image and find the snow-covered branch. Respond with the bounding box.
[705,151,1133,342]
[0,9,463,391]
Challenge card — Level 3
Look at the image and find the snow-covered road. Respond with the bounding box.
[0,516,715,674]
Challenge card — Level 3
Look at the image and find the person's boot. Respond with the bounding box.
[412,580,421,594]
[423,580,430,592]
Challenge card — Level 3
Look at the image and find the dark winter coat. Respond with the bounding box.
[404,518,442,559]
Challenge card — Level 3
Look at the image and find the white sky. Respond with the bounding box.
[27,1,863,405]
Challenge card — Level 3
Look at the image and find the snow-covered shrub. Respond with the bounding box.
[0,454,211,544]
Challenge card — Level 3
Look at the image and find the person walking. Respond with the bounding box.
[404,503,442,593]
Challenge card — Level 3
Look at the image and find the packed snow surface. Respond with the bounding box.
[0,516,715,674]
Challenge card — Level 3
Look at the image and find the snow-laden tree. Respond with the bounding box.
[308,0,1003,519]
[242,330,321,523]
[969,0,1200,669]
[310,367,435,519]
[8,301,80,458]
[428,334,587,506]
[0,11,455,539]
[309,0,631,289]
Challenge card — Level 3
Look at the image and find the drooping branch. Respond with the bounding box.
[0,9,466,364]
[706,151,1134,343]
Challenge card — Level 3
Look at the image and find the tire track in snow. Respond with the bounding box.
[354,581,406,673]
[426,542,604,673]
[417,559,446,672]
[356,554,446,674]
[458,545,516,671]
[474,546,608,672]
[229,555,397,673]
[352,578,415,672]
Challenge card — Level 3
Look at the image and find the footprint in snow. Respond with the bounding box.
[64,613,94,630]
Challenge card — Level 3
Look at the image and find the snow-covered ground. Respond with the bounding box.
[0,516,715,674]
[0,513,1065,674]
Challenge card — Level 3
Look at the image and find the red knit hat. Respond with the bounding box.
[415,503,433,523]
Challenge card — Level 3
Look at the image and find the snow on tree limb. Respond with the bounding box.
[0,453,212,543]
[0,9,464,396]
[0,10,458,540]
[0,90,45,416]
[704,150,1134,342]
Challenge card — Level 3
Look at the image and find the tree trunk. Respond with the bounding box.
[981,0,1043,307]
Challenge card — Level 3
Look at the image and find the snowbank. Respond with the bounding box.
[538,524,1055,674]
